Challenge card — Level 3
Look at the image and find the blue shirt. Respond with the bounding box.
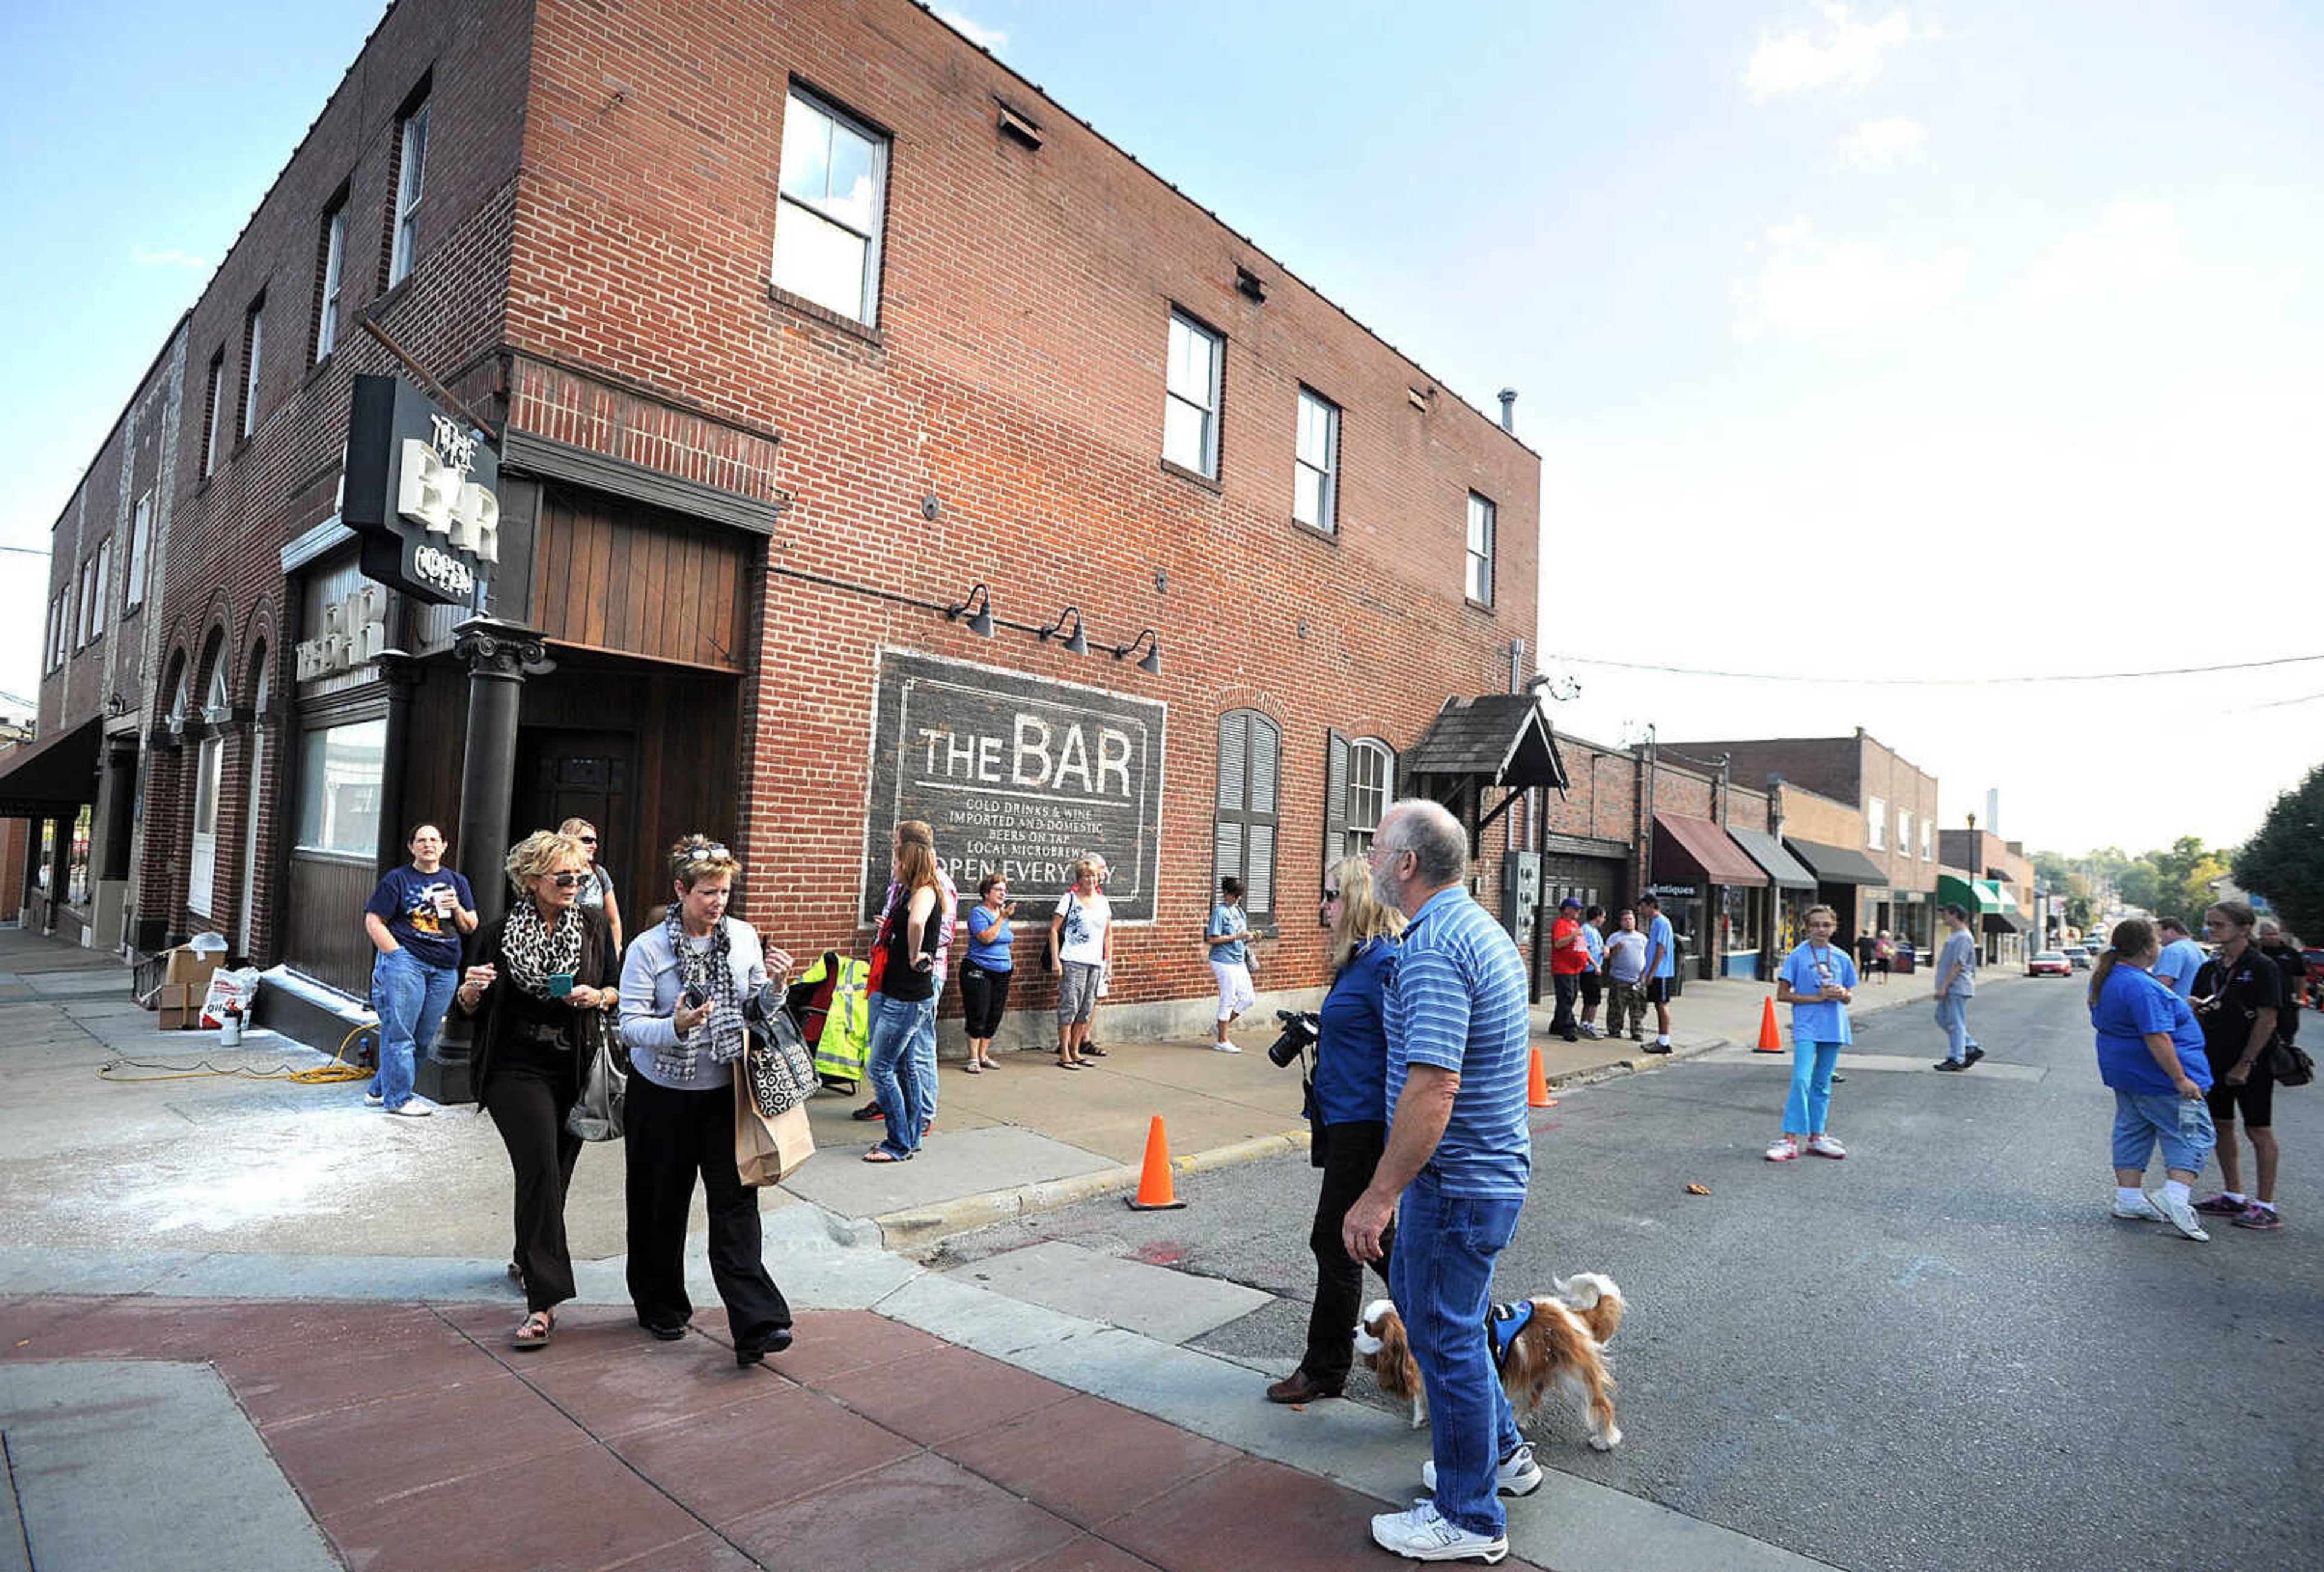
[2153,937,2205,997]
[1645,913,1676,979]
[1315,936,1396,1126]
[1778,942,1859,1045]
[364,865,475,970]
[1207,902,1249,965]
[1384,886,1532,1198]
[965,904,1013,970]
[2091,963,2210,1095]
[1580,923,1605,970]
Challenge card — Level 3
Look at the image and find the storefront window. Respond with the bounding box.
[294,719,386,857]
[1721,884,1764,959]
[67,807,92,907]
[35,820,54,895]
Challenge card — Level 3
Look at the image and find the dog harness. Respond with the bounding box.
[1486,1300,1536,1374]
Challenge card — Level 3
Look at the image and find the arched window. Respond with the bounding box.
[1324,731,1399,866]
[1213,709,1279,922]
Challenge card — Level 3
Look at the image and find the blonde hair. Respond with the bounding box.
[668,834,740,890]
[507,830,588,896]
[1068,857,1100,884]
[1802,904,1837,929]
[1329,854,1405,968]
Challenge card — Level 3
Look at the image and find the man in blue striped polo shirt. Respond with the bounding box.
[1344,798,1534,1564]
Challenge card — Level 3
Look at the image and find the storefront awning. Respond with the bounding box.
[1725,825,1816,889]
[1785,837,1888,886]
[1653,812,1766,887]
[1403,694,1570,792]
[1938,873,2021,915]
[1983,909,2031,935]
[0,716,102,818]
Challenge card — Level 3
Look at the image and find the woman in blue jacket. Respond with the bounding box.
[2089,917,2216,1241]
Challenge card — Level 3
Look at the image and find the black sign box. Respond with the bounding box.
[860,650,1167,924]
[344,374,499,606]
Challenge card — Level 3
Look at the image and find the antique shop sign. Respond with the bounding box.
[861,651,1166,922]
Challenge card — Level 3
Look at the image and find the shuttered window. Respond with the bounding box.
[1215,709,1280,922]
[1323,730,1399,870]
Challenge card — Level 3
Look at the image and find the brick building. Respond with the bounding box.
[1938,828,2036,967]
[28,0,1581,1054]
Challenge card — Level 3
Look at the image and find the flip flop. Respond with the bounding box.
[510,1308,554,1350]
[963,1062,983,1074]
[862,1147,911,1163]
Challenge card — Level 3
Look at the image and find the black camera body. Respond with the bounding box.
[1268,1008,1319,1068]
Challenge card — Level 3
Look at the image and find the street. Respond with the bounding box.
[934,978,2324,1572]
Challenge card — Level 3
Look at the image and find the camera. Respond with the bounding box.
[1267,1008,1319,1068]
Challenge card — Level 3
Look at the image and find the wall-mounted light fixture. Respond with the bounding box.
[945,582,996,637]
[1038,607,1089,657]
[1111,628,1162,675]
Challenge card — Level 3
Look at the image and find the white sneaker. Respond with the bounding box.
[1370,1500,1508,1564]
[1213,1041,1242,1053]
[1765,1136,1799,1162]
[386,1100,434,1118]
[2158,1191,2210,1241]
[364,1091,384,1107]
[1806,1134,1847,1160]
[1422,1442,1542,1498]
[2110,1192,2168,1222]
[1578,1023,1601,1039]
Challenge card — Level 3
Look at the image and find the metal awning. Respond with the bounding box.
[1726,825,1816,889]
[1983,909,2031,935]
[1653,812,1766,887]
[0,716,102,818]
[1785,837,1889,886]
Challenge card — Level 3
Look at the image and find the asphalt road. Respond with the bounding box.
[937,978,2324,1572]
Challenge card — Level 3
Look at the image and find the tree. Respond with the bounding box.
[2145,835,2227,925]
[2117,861,2159,913]
[2235,762,2324,938]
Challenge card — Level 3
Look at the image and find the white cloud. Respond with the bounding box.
[936,8,1008,51]
[130,245,208,270]
[1835,114,1927,166]
[1746,5,1919,101]
[1734,218,1968,335]
[2017,200,2183,311]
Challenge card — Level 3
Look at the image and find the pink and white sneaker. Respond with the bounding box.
[1807,1134,1848,1160]
[1765,1136,1800,1162]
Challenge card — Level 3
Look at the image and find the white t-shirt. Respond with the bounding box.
[1605,930,1649,983]
[1054,889,1111,965]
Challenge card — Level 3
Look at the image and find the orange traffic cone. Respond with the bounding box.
[1753,995,1785,1053]
[1528,1047,1558,1108]
[1127,1114,1187,1210]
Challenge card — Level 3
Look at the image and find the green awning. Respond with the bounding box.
[1938,873,2003,915]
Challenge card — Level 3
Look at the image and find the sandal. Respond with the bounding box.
[1056,1058,1083,1070]
[511,1308,554,1350]
[862,1146,911,1163]
[963,1061,983,1074]
[1083,1045,1108,1057]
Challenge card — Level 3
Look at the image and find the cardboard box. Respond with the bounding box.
[157,982,204,1030]
[135,944,224,1011]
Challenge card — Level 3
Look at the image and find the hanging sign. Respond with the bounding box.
[343,374,500,605]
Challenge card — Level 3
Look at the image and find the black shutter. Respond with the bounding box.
[1324,728,1349,876]
[1214,711,1247,898]
[1247,714,1279,921]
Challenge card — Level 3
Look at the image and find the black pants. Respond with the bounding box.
[623,1073,792,1346]
[1302,1119,1393,1389]
[960,961,1013,1038]
[482,1066,583,1314]
[1550,972,1580,1036]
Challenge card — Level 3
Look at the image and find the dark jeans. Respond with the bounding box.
[1550,972,1580,1036]
[481,1064,583,1314]
[623,1073,792,1346]
[960,961,1013,1038]
[1302,1120,1393,1388]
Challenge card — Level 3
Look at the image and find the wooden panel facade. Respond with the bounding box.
[282,853,378,998]
[532,485,750,671]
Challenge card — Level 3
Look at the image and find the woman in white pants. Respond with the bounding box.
[1206,876,1255,1051]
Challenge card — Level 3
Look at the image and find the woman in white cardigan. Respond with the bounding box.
[619,835,795,1365]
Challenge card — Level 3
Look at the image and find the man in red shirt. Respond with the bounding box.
[1548,897,1589,1042]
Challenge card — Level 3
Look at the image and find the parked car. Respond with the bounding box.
[2028,951,2072,977]
[2303,948,2324,1010]
[2062,946,2092,970]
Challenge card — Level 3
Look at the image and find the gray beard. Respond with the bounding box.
[1372,860,1407,915]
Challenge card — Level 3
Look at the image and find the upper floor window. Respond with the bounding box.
[1465,492,1495,606]
[389,102,428,287]
[1920,820,1932,861]
[1294,387,1339,532]
[1324,730,1398,863]
[1868,796,1888,850]
[1896,808,1913,862]
[1164,310,1223,478]
[88,541,110,642]
[313,203,346,361]
[125,491,152,612]
[775,88,890,324]
[201,352,226,478]
[239,297,266,441]
[1215,709,1279,923]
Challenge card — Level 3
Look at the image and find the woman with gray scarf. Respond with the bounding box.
[451,829,620,1350]
[619,835,797,1364]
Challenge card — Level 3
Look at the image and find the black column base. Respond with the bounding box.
[416,1015,478,1105]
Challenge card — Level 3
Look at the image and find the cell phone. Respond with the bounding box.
[548,973,575,998]
[681,985,709,1009]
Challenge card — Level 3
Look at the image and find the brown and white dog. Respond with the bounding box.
[1352,1273,1626,1450]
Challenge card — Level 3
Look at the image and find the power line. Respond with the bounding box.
[1538,651,2324,688]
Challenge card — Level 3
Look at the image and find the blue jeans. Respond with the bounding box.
[370,948,456,1110]
[867,994,936,1158]
[1785,1040,1841,1134]
[1388,1176,1525,1538]
[2112,1090,2217,1174]
[910,992,940,1127]
[1934,995,1975,1062]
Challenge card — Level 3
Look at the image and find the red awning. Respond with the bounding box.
[1652,812,1767,887]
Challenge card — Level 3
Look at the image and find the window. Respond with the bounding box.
[1294,387,1339,531]
[773,88,889,323]
[389,102,428,286]
[1215,709,1280,922]
[1164,311,1223,477]
[240,297,264,441]
[1465,493,1496,605]
[44,591,62,671]
[202,351,226,476]
[1920,820,1932,861]
[125,491,152,611]
[1324,731,1396,863]
[313,203,346,361]
[1896,809,1912,862]
[294,718,387,856]
[1867,796,1888,850]
[89,540,109,641]
[76,559,96,648]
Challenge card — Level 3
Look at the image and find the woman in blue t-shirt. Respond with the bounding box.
[1264,856,1405,1407]
[2087,917,2216,1241]
[1769,904,1857,1162]
[959,874,1016,1073]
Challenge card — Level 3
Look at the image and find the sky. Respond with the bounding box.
[3,1,2319,857]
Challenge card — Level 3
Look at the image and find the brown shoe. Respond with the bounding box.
[1265,1369,1342,1404]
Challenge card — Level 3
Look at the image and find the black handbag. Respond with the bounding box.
[743,997,818,1118]
[2264,1036,2315,1087]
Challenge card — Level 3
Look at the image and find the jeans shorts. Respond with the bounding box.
[2110,1089,2218,1174]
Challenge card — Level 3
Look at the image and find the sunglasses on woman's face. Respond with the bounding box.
[1322,887,1341,900]
[547,871,588,888]
[577,835,598,845]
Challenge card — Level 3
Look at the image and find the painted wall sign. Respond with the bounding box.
[343,374,501,606]
[861,650,1167,923]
